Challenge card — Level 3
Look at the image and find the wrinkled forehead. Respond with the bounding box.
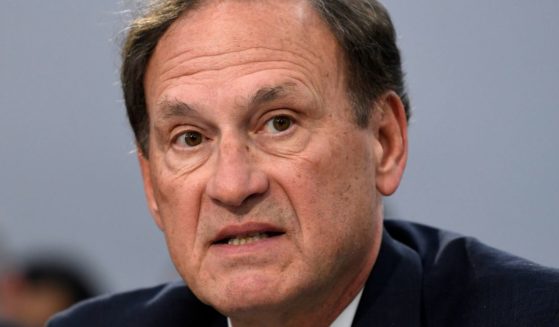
[144,0,346,108]
[150,0,340,69]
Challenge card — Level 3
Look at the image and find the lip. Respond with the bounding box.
[212,222,286,245]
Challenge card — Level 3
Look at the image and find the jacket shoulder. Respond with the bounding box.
[385,219,559,326]
[47,280,225,327]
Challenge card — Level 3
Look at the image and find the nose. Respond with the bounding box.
[206,138,269,207]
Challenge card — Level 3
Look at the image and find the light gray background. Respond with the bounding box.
[1,1,558,293]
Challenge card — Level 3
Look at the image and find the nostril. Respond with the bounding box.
[244,193,261,204]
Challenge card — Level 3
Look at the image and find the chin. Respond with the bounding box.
[210,290,285,318]
[203,274,292,315]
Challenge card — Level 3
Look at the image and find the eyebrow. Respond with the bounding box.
[248,82,297,109]
[156,100,198,121]
[155,82,299,121]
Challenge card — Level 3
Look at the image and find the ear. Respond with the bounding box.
[137,147,163,230]
[372,91,408,196]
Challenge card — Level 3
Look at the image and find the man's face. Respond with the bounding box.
[140,0,404,319]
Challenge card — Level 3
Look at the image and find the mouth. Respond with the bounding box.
[212,222,286,247]
[213,231,285,246]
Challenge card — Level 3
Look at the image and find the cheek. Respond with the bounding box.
[152,155,205,224]
[309,131,375,194]
[281,134,377,240]
[152,172,207,275]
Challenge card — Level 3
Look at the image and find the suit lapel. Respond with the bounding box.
[352,229,423,327]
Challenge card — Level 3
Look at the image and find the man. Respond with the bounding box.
[48,0,559,326]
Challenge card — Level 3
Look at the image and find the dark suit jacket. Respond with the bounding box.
[47,220,559,326]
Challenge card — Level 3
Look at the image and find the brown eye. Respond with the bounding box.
[267,115,292,133]
[180,131,203,146]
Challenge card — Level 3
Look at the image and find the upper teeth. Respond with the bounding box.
[227,232,269,245]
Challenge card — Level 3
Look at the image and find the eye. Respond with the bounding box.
[177,130,203,147]
[265,115,293,133]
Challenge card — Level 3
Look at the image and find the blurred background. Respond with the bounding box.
[1,1,558,324]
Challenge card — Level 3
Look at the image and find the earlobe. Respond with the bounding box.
[373,92,408,196]
[137,148,163,230]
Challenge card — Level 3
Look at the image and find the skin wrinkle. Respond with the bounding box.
[146,3,338,108]
[152,101,210,149]
[197,194,300,288]
[151,69,302,119]
[164,111,316,175]
[155,85,311,133]
[151,4,326,77]
[156,46,322,80]
[150,68,338,133]
[149,55,328,112]
[154,166,206,278]
[145,32,341,113]
[151,75,328,175]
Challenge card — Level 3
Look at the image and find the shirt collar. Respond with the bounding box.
[329,288,364,327]
[226,288,364,327]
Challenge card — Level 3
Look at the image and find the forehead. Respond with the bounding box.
[159,0,336,57]
[144,0,345,107]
